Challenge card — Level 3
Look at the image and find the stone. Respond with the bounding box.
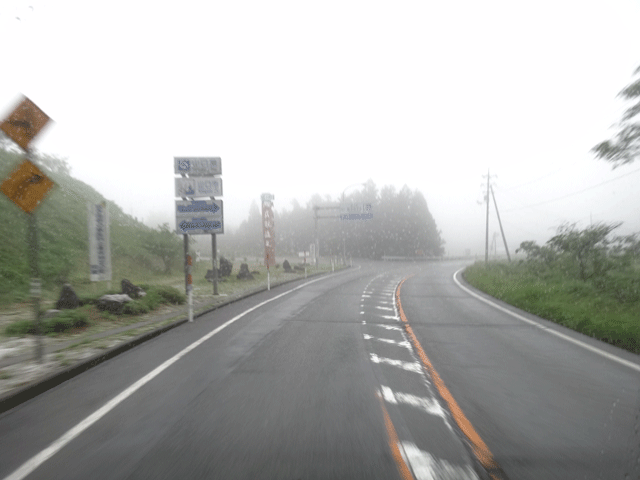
[56,283,80,310]
[205,269,216,282]
[97,294,133,314]
[236,263,254,280]
[121,279,146,299]
[219,256,233,277]
[282,259,294,273]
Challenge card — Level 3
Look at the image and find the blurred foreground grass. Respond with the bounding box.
[463,261,640,354]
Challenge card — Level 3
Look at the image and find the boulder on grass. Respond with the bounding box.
[121,279,146,299]
[219,256,233,277]
[97,294,133,314]
[282,259,294,273]
[56,284,80,310]
[237,263,254,280]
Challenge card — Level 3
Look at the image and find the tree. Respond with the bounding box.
[144,223,182,274]
[547,222,620,281]
[592,65,640,168]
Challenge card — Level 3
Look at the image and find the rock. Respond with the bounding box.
[219,256,233,277]
[283,259,293,272]
[121,279,146,299]
[237,263,254,280]
[97,294,133,314]
[205,269,216,282]
[56,283,80,310]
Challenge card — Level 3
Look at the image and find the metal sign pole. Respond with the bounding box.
[211,233,218,295]
[28,209,42,363]
[184,234,193,322]
[24,148,42,363]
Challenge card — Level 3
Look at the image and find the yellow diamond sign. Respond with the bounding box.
[0,96,51,151]
[1,159,55,213]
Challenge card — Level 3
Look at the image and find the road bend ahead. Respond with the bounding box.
[0,260,638,480]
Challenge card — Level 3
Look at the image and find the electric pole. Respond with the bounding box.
[490,185,511,262]
[482,169,495,263]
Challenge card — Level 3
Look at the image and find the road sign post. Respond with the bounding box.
[174,156,223,301]
[1,96,52,363]
[261,193,275,291]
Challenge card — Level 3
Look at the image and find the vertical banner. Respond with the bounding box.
[261,193,276,267]
[88,202,112,282]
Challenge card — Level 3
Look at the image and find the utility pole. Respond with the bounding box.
[483,169,492,263]
[490,185,511,262]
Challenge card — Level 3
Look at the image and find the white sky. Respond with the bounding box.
[1,0,639,256]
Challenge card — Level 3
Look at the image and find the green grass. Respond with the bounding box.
[463,261,640,354]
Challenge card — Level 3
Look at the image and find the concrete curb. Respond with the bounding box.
[0,268,340,415]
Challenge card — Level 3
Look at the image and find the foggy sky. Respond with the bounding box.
[1,0,639,256]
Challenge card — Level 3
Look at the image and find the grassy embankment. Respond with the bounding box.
[1,147,340,336]
[463,261,640,354]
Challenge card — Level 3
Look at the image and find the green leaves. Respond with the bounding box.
[592,65,640,168]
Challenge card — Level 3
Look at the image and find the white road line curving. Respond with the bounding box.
[453,268,640,373]
[3,273,339,480]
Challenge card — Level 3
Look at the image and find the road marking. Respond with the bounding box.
[453,268,640,374]
[375,305,394,311]
[401,442,479,480]
[396,276,504,478]
[375,324,402,331]
[377,392,414,480]
[370,354,423,373]
[2,273,337,480]
[380,386,449,424]
[363,334,412,349]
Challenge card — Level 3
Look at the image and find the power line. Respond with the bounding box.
[503,165,640,212]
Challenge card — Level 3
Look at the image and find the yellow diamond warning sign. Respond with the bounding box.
[0,96,51,151]
[1,159,55,213]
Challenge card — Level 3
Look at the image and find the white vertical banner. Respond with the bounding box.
[88,202,112,282]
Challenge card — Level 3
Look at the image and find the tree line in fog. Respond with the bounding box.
[219,180,444,260]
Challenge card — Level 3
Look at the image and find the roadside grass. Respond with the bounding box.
[463,262,640,354]
[2,259,342,338]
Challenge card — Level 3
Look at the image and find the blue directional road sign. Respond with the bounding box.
[176,216,224,235]
[175,199,223,217]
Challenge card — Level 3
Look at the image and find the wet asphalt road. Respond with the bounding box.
[0,260,638,480]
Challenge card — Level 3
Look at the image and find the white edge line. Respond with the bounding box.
[3,273,336,480]
[453,268,640,373]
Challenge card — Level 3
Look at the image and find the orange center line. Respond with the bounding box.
[395,275,502,476]
[376,391,414,480]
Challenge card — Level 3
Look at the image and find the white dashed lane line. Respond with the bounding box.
[361,274,481,480]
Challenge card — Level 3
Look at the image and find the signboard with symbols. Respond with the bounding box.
[175,177,223,198]
[1,159,55,213]
[262,194,275,267]
[0,96,51,151]
[175,199,223,217]
[340,202,373,220]
[174,157,222,176]
[88,202,112,281]
[176,216,224,235]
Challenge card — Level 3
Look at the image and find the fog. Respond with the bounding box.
[1,0,639,256]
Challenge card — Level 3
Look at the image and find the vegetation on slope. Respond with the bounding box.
[0,145,183,306]
[464,223,640,354]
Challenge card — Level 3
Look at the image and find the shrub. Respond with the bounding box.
[153,285,186,305]
[4,309,91,336]
[122,301,150,315]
